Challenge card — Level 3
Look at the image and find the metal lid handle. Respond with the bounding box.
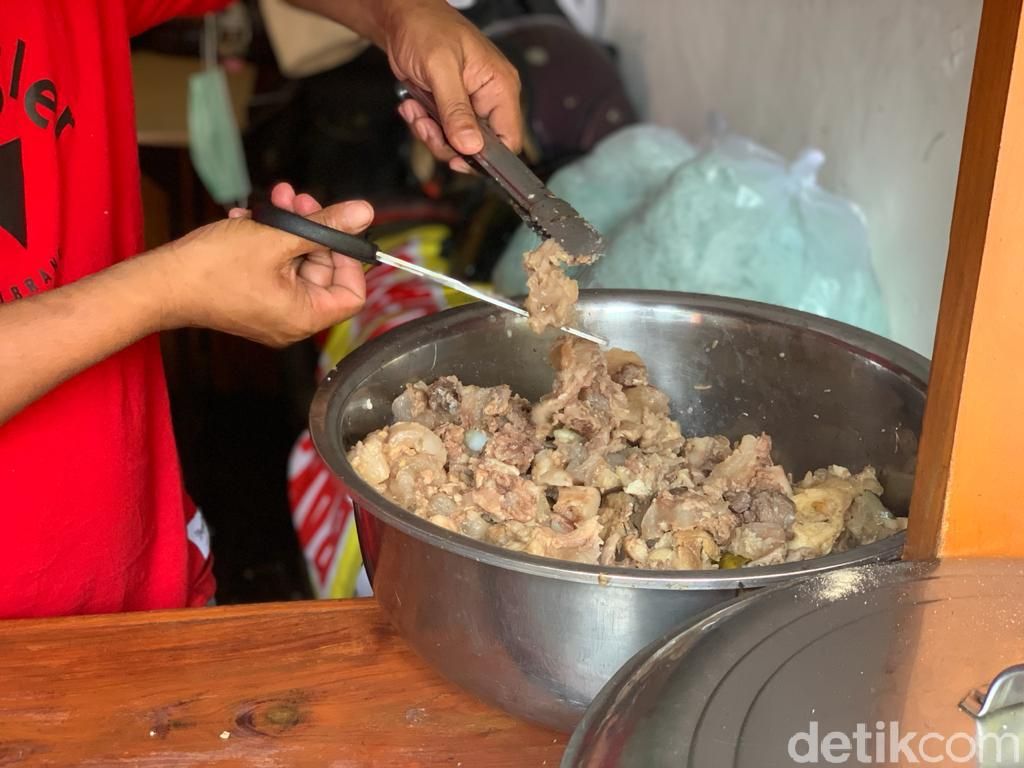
[959,663,1024,719]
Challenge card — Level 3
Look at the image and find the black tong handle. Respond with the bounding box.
[251,203,380,266]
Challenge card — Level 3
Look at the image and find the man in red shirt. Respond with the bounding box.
[0,0,521,618]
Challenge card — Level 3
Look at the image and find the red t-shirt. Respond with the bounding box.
[0,0,228,618]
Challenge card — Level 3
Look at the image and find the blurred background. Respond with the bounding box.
[132,0,981,604]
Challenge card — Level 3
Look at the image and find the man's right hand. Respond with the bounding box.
[150,185,372,347]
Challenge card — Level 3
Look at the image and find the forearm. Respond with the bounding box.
[283,0,425,49]
[0,256,168,426]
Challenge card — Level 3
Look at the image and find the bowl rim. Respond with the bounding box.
[309,289,929,590]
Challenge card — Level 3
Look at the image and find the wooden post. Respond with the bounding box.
[905,0,1024,559]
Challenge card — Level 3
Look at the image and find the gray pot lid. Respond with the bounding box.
[563,559,1024,768]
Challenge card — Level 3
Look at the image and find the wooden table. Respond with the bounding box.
[0,599,566,767]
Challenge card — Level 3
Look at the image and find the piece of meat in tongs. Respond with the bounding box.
[396,81,607,343]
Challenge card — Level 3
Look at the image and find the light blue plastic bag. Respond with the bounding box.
[494,120,889,337]
[187,14,251,208]
[493,124,696,294]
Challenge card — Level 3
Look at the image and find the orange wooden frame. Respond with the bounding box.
[905,0,1024,559]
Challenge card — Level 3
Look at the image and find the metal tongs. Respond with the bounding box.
[250,82,606,346]
[395,81,606,266]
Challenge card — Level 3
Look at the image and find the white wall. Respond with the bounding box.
[601,0,981,357]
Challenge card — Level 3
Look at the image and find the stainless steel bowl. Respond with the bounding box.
[309,290,928,732]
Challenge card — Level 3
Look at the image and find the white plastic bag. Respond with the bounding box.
[494,119,889,337]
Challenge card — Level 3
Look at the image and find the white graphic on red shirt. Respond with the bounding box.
[186,508,212,562]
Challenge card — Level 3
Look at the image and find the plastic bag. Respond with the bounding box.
[493,124,696,294]
[187,15,251,207]
[493,120,889,337]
